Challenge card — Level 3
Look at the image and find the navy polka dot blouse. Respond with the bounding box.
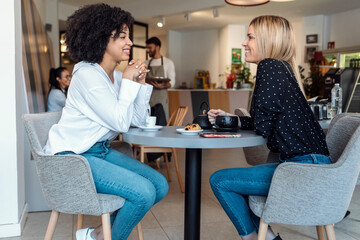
[240,59,329,160]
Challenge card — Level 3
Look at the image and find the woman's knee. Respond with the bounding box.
[210,169,226,189]
[155,172,169,200]
[133,180,157,209]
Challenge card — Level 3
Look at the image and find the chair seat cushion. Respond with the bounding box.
[249,195,267,218]
[98,193,125,214]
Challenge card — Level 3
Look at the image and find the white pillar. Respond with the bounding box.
[0,0,27,237]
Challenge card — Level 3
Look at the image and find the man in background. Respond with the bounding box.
[145,37,176,121]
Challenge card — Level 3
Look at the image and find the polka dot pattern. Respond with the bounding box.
[239,59,329,160]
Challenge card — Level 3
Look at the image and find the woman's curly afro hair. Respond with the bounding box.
[65,3,134,63]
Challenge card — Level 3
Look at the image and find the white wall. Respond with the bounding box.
[173,29,219,89]
[168,30,182,88]
[46,0,60,67]
[302,15,326,51]
[329,8,360,49]
[58,2,77,21]
[0,0,27,237]
[32,0,46,23]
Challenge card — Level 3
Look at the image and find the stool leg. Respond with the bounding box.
[102,213,112,240]
[164,153,172,182]
[156,158,161,169]
[172,148,185,193]
[44,210,60,240]
[258,219,268,240]
[316,225,325,240]
[325,224,336,240]
[140,147,145,163]
[77,214,84,230]
[136,221,144,240]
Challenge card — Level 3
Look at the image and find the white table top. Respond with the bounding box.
[122,126,267,149]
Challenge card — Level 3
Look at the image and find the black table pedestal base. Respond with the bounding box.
[184,148,202,240]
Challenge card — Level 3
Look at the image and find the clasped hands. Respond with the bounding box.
[123,59,150,84]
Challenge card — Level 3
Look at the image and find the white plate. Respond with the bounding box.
[139,125,163,131]
[176,128,203,135]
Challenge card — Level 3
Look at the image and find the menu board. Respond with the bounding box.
[231,48,242,64]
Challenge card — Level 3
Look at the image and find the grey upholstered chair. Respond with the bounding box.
[23,112,143,240]
[248,114,360,240]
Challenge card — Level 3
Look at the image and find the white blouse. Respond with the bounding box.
[44,61,153,155]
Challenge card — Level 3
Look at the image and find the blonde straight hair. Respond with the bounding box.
[250,15,305,95]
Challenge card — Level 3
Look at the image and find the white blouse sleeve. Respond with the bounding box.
[131,83,153,127]
[72,67,148,132]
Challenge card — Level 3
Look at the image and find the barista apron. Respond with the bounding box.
[147,57,169,121]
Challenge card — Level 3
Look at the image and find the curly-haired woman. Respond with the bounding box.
[43,4,168,240]
[46,67,71,112]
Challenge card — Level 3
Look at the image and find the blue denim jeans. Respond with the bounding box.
[210,154,331,237]
[58,141,169,240]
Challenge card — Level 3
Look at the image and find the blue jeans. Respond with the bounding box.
[58,141,169,240]
[209,154,331,237]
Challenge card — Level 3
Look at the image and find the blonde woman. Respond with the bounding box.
[208,16,330,240]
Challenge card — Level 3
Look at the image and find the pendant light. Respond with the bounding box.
[225,0,269,7]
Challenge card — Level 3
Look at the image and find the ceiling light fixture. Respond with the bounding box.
[224,0,269,7]
[184,12,191,22]
[157,17,165,28]
[213,8,219,18]
[271,0,295,2]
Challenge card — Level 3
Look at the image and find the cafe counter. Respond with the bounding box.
[168,89,252,125]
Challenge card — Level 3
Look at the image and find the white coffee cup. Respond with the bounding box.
[146,116,157,127]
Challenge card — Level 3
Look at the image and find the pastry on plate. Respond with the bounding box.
[184,123,202,131]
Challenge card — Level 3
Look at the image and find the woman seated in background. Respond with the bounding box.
[46,67,71,112]
[43,3,168,240]
[208,15,331,240]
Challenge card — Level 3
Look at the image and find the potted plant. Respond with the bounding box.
[235,62,252,89]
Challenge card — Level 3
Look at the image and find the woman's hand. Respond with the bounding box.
[123,59,150,84]
[207,109,227,125]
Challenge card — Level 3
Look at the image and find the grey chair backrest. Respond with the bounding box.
[327,113,360,162]
[261,115,360,225]
[23,112,104,215]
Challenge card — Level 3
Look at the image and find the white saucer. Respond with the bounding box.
[176,128,203,135]
[139,125,163,131]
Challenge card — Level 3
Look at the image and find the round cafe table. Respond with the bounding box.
[122,126,267,240]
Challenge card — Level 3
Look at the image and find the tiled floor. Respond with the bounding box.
[3,148,360,240]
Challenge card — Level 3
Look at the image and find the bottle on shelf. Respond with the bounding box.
[331,82,342,118]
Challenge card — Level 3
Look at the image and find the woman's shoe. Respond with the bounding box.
[76,227,95,240]
[273,234,283,240]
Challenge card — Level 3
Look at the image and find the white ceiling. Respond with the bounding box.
[58,0,360,35]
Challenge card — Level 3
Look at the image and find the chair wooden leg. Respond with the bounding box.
[44,210,60,240]
[140,146,145,163]
[133,146,138,159]
[77,214,84,230]
[316,225,325,240]
[172,148,185,193]
[164,153,172,182]
[156,158,161,169]
[102,213,112,240]
[258,219,268,240]
[325,224,336,240]
[136,221,144,240]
